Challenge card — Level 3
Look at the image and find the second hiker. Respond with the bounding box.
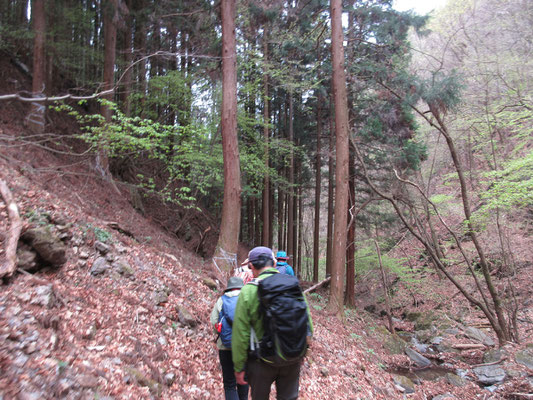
[232,246,313,400]
[210,276,249,400]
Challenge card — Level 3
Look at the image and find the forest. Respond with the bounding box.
[0,0,532,398]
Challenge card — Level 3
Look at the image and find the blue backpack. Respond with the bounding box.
[219,294,239,348]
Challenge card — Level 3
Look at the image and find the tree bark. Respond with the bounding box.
[0,179,22,279]
[345,155,356,306]
[313,92,322,283]
[27,0,46,134]
[375,239,394,334]
[121,0,133,116]
[326,95,335,278]
[261,27,270,245]
[287,93,295,259]
[328,0,350,318]
[214,0,241,278]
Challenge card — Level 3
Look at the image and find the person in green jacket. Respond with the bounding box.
[231,246,313,400]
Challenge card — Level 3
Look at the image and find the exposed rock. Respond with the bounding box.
[164,372,176,386]
[152,290,169,306]
[30,285,55,308]
[320,367,329,377]
[431,336,444,345]
[515,349,533,370]
[90,257,109,276]
[445,372,467,387]
[432,394,457,400]
[444,328,461,335]
[112,259,135,278]
[82,324,97,340]
[392,374,415,394]
[177,305,198,327]
[21,226,67,266]
[464,326,495,346]
[77,374,100,388]
[79,251,90,259]
[473,365,506,385]
[483,349,504,364]
[415,329,434,343]
[95,241,111,254]
[202,277,217,290]
[125,367,162,397]
[405,347,431,368]
[383,334,407,355]
[16,243,38,271]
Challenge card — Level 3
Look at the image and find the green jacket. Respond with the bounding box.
[231,268,314,372]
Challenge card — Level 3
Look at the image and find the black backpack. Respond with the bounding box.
[250,272,309,366]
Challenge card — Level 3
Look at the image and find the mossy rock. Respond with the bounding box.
[125,367,162,397]
[384,334,408,355]
[415,312,437,331]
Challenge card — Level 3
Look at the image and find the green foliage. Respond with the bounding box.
[93,227,112,243]
[355,241,419,288]
[129,71,192,123]
[402,139,428,171]
[52,100,221,208]
[474,151,533,218]
[82,223,113,243]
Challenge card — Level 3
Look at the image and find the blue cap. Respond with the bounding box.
[276,251,288,260]
[248,246,274,264]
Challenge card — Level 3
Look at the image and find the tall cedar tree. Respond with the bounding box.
[328,0,350,317]
[215,0,242,276]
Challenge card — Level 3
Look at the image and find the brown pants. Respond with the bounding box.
[246,359,301,400]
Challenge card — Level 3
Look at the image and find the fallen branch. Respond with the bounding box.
[472,357,507,368]
[452,343,486,350]
[105,221,135,238]
[0,179,23,279]
[304,276,331,294]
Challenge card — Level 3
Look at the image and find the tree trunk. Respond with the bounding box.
[261,27,270,245]
[313,92,322,283]
[298,173,303,276]
[214,0,241,278]
[345,151,356,306]
[326,95,335,278]
[287,93,295,259]
[345,0,356,306]
[431,107,510,343]
[328,0,350,318]
[121,0,133,116]
[27,0,46,134]
[375,239,394,334]
[133,0,146,115]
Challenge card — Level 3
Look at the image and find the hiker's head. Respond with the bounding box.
[225,276,244,292]
[248,246,274,274]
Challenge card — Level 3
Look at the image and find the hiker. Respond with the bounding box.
[210,277,249,400]
[275,250,295,276]
[234,258,253,284]
[232,246,313,400]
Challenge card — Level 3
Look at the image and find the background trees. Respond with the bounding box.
[1,0,531,338]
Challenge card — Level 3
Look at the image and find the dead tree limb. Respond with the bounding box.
[304,276,331,294]
[0,179,22,279]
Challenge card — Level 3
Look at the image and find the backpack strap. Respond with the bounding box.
[250,327,260,352]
